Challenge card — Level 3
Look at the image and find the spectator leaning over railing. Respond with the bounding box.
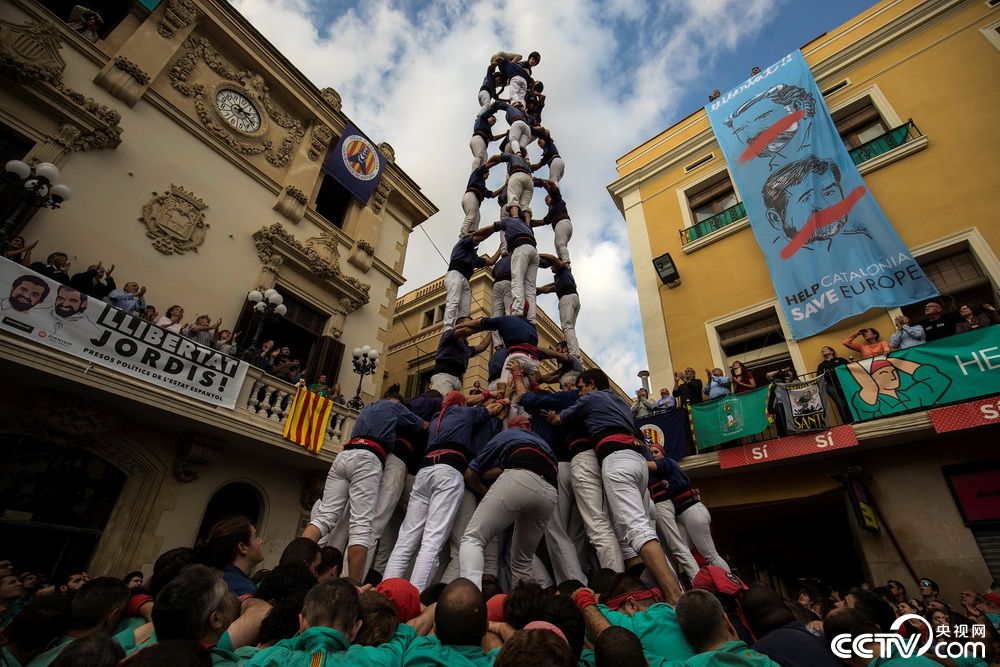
[156,305,184,333]
[70,261,115,301]
[182,315,222,347]
[888,314,925,350]
[956,303,999,334]
[106,282,147,317]
[142,304,158,322]
[842,328,890,358]
[704,368,732,400]
[816,346,850,421]
[655,387,676,410]
[213,329,240,356]
[916,300,957,342]
[28,251,72,285]
[730,360,756,394]
[4,237,37,265]
[672,367,703,408]
[630,388,657,418]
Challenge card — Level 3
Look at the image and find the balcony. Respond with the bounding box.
[848,120,921,166]
[680,201,747,246]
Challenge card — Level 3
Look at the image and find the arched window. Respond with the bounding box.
[0,435,126,581]
[196,482,264,541]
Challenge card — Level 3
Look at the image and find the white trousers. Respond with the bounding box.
[677,501,731,572]
[558,293,581,359]
[505,172,534,214]
[460,469,556,590]
[544,462,587,584]
[385,465,465,592]
[498,351,540,386]
[507,120,531,155]
[477,89,493,116]
[653,499,701,579]
[372,473,414,576]
[508,76,527,106]
[570,451,625,571]
[491,279,513,348]
[362,454,407,578]
[460,191,481,237]
[430,372,462,396]
[553,219,573,264]
[310,449,382,579]
[510,244,538,323]
[442,270,471,331]
[470,135,488,172]
[602,449,659,555]
[548,156,566,183]
[440,489,478,584]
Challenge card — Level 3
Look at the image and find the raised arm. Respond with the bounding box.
[848,364,880,406]
[842,331,864,352]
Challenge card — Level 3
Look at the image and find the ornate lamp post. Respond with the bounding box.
[1,160,73,250]
[347,345,379,410]
[239,288,287,363]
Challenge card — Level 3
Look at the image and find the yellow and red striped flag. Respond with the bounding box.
[283,386,334,454]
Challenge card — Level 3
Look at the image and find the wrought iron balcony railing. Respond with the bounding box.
[848,119,920,166]
[680,201,747,246]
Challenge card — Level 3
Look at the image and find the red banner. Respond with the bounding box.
[718,425,859,469]
[929,397,1000,434]
[946,468,1000,523]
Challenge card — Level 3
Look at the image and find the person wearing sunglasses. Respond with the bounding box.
[885,579,908,604]
[918,577,940,605]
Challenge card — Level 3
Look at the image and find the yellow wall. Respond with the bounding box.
[615,0,1000,376]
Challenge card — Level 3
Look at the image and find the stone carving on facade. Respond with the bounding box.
[139,185,209,255]
[169,37,304,167]
[113,55,150,85]
[173,437,220,483]
[320,87,342,111]
[157,0,201,39]
[377,142,395,164]
[307,124,333,161]
[284,185,308,205]
[252,223,370,307]
[368,177,393,216]
[0,21,122,151]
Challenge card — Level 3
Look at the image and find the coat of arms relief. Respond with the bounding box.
[139,185,209,254]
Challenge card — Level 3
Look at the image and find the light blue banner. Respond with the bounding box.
[704,50,937,339]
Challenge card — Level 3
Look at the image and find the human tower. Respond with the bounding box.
[303,51,726,603]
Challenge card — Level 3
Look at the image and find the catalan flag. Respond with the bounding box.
[283,386,334,454]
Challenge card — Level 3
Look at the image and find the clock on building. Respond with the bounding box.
[215,88,262,134]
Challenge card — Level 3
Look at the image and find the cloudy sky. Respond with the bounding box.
[231,0,876,389]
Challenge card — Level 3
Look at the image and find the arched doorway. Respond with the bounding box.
[196,482,264,541]
[0,434,126,581]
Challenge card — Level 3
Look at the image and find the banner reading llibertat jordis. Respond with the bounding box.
[705,50,937,339]
[0,258,248,408]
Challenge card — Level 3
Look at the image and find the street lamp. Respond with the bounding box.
[239,288,287,363]
[0,159,73,250]
[347,345,379,410]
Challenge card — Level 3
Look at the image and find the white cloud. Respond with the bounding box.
[230,0,778,389]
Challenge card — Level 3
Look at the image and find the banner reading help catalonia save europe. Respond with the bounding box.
[0,258,249,409]
[704,50,937,339]
[835,326,1000,422]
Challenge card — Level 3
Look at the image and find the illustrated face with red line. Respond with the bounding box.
[725,83,815,168]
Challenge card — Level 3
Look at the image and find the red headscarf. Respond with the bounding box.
[437,390,467,430]
[507,414,532,430]
[487,593,507,622]
[375,578,421,622]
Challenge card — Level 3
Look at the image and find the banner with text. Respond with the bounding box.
[834,327,1000,422]
[705,50,937,339]
[0,259,249,408]
[637,408,689,462]
[690,386,771,450]
[322,123,385,204]
[772,374,832,433]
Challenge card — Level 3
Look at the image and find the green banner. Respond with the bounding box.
[690,386,771,450]
[835,326,1000,422]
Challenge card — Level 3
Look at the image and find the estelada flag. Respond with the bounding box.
[322,123,385,204]
[283,386,334,454]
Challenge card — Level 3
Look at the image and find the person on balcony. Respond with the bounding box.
[181,315,221,347]
[302,391,428,582]
[28,251,72,286]
[308,375,330,397]
[955,303,999,334]
[330,383,347,406]
[730,361,756,394]
[704,369,733,400]
[273,359,303,385]
[155,305,184,334]
[816,346,850,421]
[888,314,925,350]
[915,300,957,343]
[70,261,116,301]
[213,329,240,356]
[4,237,37,266]
[630,388,657,418]
[106,282,147,317]
[655,387,677,410]
[672,368,703,408]
[842,328,890,358]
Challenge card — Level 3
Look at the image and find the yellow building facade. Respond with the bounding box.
[611,0,1000,596]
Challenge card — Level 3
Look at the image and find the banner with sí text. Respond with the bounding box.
[0,258,249,408]
[834,326,1000,422]
[705,50,937,339]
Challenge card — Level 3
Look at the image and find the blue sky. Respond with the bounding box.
[230,0,879,389]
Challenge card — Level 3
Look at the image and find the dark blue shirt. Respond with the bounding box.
[470,428,555,473]
[492,255,512,281]
[488,346,507,382]
[481,315,538,348]
[498,57,529,83]
[473,108,495,140]
[558,389,638,438]
[448,236,487,279]
[496,151,531,176]
[222,564,257,597]
[541,139,559,162]
[493,216,535,249]
[428,405,490,449]
[536,181,569,224]
[651,457,692,498]
[434,329,477,377]
[498,102,530,127]
[553,266,577,298]
[351,399,425,448]
[466,165,490,200]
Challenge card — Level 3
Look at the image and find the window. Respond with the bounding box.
[900,246,995,321]
[422,309,435,328]
[833,99,888,149]
[981,19,1000,51]
[716,307,792,379]
[314,174,352,228]
[688,175,738,223]
[0,124,33,238]
[196,482,263,541]
[38,1,133,43]
[436,304,446,322]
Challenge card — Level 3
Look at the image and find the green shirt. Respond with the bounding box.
[112,616,149,655]
[684,641,782,667]
[2,646,24,667]
[248,625,416,667]
[402,636,497,666]
[25,636,73,667]
[850,364,950,420]
[598,603,694,662]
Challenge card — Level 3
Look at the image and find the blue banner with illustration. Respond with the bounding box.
[322,123,385,204]
[834,326,1000,422]
[704,50,937,339]
[637,408,689,461]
